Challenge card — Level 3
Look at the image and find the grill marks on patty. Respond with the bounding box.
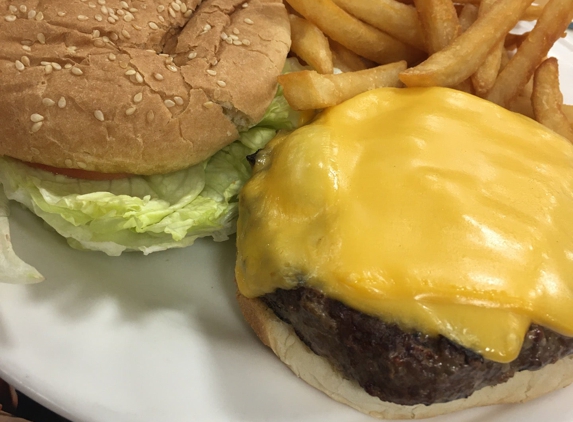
[262,287,573,406]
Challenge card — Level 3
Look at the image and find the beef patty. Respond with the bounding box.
[262,287,573,406]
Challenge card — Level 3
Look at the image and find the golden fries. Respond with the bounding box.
[532,57,573,142]
[329,40,374,72]
[285,0,425,65]
[289,15,333,74]
[278,61,407,110]
[331,0,425,51]
[281,0,572,146]
[399,0,531,88]
[471,0,504,96]
[414,0,461,54]
[486,0,573,107]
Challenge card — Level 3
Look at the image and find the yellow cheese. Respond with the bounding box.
[235,87,573,363]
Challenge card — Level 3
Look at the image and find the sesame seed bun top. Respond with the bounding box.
[0,0,290,175]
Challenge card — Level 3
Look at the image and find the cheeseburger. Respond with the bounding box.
[236,87,573,418]
[0,0,295,279]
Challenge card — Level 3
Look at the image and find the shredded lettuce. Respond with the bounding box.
[0,75,299,260]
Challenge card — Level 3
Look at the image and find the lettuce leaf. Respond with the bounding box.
[0,83,298,258]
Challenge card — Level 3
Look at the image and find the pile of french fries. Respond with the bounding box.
[280,0,573,142]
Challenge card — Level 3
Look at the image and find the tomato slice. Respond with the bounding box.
[25,162,133,180]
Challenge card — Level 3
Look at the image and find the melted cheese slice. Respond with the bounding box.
[235,87,573,363]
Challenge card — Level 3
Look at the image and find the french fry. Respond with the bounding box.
[278,61,407,110]
[329,40,375,72]
[531,57,573,142]
[331,0,425,51]
[414,0,461,54]
[285,0,425,65]
[458,3,479,31]
[471,0,504,97]
[563,105,573,124]
[399,0,531,88]
[509,95,535,119]
[485,0,573,108]
[289,15,333,74]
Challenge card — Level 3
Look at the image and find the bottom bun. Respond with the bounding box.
[237,292,573,420]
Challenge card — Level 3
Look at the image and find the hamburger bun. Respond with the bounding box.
[0,0,290,175]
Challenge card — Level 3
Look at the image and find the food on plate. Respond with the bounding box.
[532,58,573,142]
[288,14,332,75]
[277,61,406,110]
[0,0,296,278]
[235,87,573,419]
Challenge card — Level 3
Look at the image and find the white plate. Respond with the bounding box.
[0,32,572,422]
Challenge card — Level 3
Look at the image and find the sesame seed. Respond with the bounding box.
[94,39,106,47]
[184,10,192,18]
[71,67,83,76]
[101,5,108,14]
[168,7,176,18]
[153,73,164,80]
[233,28,240,35]
[188,51,197,59]
[243,3,249,7]
[92,29,101,38]
[41,61,51,66]
[28,10,37,19]
[123,13,133,21]
[164,99,175,108]
[220,32,228,40]
[57,11,66,17]
[107,16,115,23]
[19,5,27,13]
[15,60,25,71]
[180,3,188,13]
[64,159,73,167]
[110,32,119,41]
[98,0,106,4]
[133,92,143,103]
[224,37,233,44]
[135,72,144,83]
[31,122,43,133]
[77,162,87,169]
[121,29,131,38]
[217,80,226,87]
[30,113,44,122]
[35,12,44,21]
[21,56,30,66]
[203,101,214,109]
[244,18,254,24]
[171,2,181,11]
[157,5,165,12]
[31,147,40,155]
[125,69,136,76]
[94,110,105,121]
[242,39,251,46]
[174,96,184,105]
[89,2,96,8]
[95,14,103,21]
[37,33,46,44]
[78,15,89,21]
[8,5,17,13]
[125,107,136,115]
[146,110,155,123]
[58,97,66,108]
[120,1,129,9]
[22,45,31,52]
[52,62,61,70]
[129,7,137,13]
[108,53,116,61]
[45,64,53,74]
[148,21,159,30]
[167,64,178,72]
[233,40,243,46]
[206,69,217,76]
[64,64,72,69]
[42,98,56,107]
[4,15,17,22]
